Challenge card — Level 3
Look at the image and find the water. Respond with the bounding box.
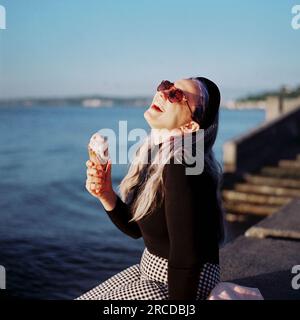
[0,105,265,299]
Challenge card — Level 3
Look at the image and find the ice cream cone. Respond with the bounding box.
[88,132,110,171]
[88,145,107,170]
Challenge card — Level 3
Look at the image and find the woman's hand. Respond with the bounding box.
[85,158,114,201]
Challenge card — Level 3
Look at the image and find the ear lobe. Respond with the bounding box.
[192,121,200,131]
[182,120,200,133]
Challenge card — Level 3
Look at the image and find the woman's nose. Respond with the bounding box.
[159,91,167,101]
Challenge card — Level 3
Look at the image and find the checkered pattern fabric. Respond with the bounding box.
[75,246,220,300]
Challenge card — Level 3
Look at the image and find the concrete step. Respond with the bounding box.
[224,201,280,216]
[245,199,300,241]
[234,183,300,197]
[225,212,249,222]
[222,190,292,206]
[278,159,300,169]
[243,174,300,189]
[260,166,300,178]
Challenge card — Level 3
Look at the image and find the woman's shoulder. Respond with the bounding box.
[162,157,210,185]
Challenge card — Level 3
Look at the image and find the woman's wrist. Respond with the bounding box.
[98,189,117,211]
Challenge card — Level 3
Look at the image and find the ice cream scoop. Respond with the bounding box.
[88,132,110,166]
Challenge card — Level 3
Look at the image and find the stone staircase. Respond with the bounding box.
[222,153,300,222]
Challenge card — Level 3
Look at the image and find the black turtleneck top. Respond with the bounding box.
[103,152,220,300]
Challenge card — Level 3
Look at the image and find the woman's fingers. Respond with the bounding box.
[86,159,101,169]
[86,181,101,192]
[86,160,91,167]
[90,182,96,190]
[90,168,97,176]
[87,175,103,183]
[86,182,100,194]
[86,164,105,193]
[85,157,111,199]
[90,175,103,181]
[87,167,103,176]
[86,159,102,168]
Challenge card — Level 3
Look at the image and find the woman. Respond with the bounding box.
[76,76,225,300]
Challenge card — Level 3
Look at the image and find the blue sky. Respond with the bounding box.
[0,0,299,102]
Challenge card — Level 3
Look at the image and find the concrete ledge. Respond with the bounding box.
[220,236,300,299]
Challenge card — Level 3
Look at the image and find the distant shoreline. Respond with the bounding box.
[2,84,298,110]
[6,89,300,110]
[0,97,267,110]
[0,96,153,108]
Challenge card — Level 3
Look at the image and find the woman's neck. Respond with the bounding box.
[150,128,182,145]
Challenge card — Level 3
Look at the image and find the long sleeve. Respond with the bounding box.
[104,194,142,239]
[163,162,203,300]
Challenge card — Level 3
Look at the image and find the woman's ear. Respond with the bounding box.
[181,120,200,133]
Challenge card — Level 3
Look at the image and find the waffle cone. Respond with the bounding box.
[88,145,107,169]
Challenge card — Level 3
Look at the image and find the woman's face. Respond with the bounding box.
[144,79,201,130]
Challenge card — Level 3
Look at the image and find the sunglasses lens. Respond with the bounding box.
[168,89,183,103]
[156,81,187,105]
[157,80,173,91]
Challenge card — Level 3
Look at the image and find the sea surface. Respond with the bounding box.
[0,105,265,299]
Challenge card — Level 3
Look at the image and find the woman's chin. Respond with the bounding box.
[144,109,166,129]
[144,109,155,123]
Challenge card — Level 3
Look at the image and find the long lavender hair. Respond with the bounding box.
[118,77,225,245]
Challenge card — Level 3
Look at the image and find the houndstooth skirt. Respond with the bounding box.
[75,246,220,300]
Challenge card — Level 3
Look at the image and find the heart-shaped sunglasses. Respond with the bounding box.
[156,80,194,117]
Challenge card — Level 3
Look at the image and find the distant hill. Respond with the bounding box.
[236,85,300,103]
[224,84,300,109]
